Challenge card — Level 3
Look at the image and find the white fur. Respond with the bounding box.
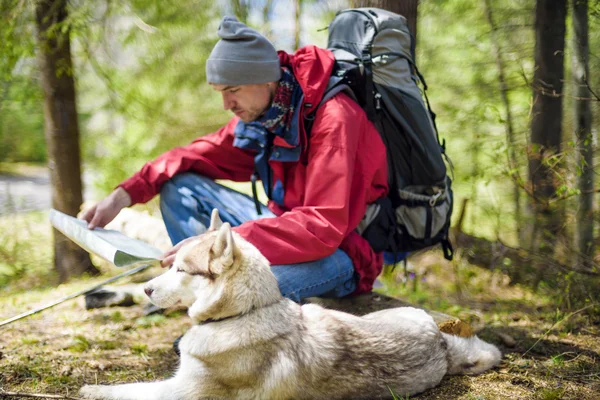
[80,209,501,400]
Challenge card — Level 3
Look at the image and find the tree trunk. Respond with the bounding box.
[483,0,521,241]
[35,0,98,282]
[294,0,301,50]
[572,0,594,268]
[527,0,566,285]
[352,0,418,41]
[262,0,272,37]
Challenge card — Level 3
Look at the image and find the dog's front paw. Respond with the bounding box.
[79,385,113,400]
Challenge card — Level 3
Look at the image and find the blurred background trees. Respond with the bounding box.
[0,0,598,307]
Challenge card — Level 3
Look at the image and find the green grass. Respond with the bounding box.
[98,340,119,350]
[1,250,599,399]
[68,335,91,352]
[388,385,410,399]
[135,314,167,328]
[537,387,565,400]
[110,310,125,323]
[130,343,149,356]
[0,211,54,289]
[466,394,488,400]
[19,336,41,345]
[551,354,565,367]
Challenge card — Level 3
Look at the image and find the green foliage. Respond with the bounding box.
[0,1,36,81]
[1,0,599,306]
[0,76,45,162]
[70,0,338,194]
[0,211,54,288]
[0,0,45,162]
[419,0,536,244]
[72,1,229,193]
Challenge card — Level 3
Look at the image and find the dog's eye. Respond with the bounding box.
[176,267,185,273]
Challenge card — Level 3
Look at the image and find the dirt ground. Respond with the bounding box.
[1,254,599,400]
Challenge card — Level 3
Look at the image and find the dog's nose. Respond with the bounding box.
[144,287,154,297]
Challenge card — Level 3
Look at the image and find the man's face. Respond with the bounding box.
[211,82,276,123]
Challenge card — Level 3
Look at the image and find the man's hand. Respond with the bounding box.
[160,236,201,268]
[81,187,132,230]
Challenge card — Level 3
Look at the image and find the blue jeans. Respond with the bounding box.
[159,173,357,302]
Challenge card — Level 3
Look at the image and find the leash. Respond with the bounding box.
[0,263,154,328]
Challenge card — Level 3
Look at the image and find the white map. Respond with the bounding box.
[49,209,163,267]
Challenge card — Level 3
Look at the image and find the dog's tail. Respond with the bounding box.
[442,333,502,375]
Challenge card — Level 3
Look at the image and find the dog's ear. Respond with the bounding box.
[207,208,223,232]
[209,222,237,273]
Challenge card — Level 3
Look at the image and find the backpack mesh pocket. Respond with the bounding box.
[396,183,451,241]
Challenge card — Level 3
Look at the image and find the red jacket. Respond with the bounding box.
[119,45,389,294]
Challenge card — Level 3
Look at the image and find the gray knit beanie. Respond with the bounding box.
[206,16,281,85]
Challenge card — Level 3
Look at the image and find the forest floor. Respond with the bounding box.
[0,171,599,399]
[1,249,599,400]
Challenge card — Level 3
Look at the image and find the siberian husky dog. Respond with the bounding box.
[80,209,501,400]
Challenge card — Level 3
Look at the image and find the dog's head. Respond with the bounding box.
[144,209,282,323]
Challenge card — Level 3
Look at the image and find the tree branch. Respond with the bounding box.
[454,230,600,280]
[549,188,600,203]
[496,239,600,277]
[0,389,82,400]
[584,78,600,101]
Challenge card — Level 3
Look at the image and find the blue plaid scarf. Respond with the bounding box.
[233,68,303,206]
[257,67,302,137]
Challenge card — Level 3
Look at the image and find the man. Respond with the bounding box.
[82,16,389,303]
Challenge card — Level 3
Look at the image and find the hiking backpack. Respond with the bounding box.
[312,7,454,261]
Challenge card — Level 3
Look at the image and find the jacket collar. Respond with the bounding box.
[233,46,336,160]
[277,46,336,118]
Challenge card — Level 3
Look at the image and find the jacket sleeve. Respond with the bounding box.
[233,96,372,265]
[120,118,256,205]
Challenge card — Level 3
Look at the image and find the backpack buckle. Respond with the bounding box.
[361,52,372,66]
[429,191,442,207]
[374,93,382,110]
[356,50,372,76]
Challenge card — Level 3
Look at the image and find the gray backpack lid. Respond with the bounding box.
[327,7,447,187]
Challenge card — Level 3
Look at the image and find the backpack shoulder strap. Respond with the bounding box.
[304,75,358,137]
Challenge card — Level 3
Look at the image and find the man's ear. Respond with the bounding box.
[210,222,237,271]
[208,208,223,232]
